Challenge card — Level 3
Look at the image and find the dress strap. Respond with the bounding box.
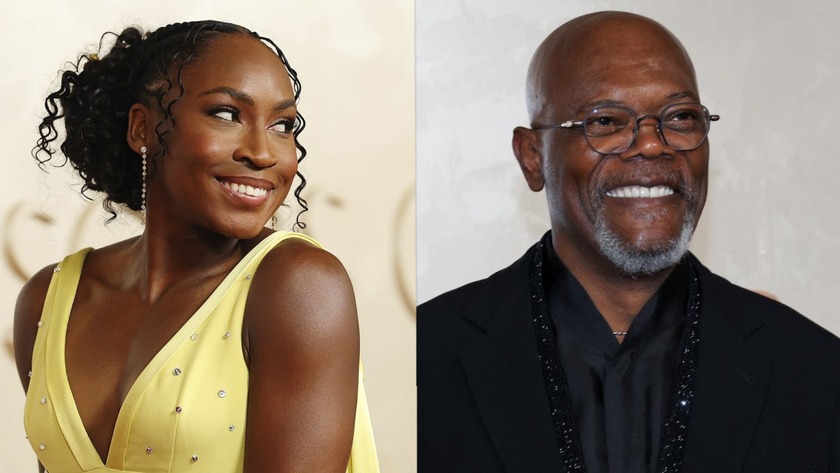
[40,248,94,328]
[347,361,381,473]
[41,248,102,470]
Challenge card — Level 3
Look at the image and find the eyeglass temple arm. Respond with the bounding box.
[532,120,584,130]
[710,114,720,121]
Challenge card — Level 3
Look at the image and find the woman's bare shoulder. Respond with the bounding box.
[246,236,358,336]
[240,235,360,471]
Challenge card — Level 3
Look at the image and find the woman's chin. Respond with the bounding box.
[213,220,271,241]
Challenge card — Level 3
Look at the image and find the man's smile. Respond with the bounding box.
[605,184,675,199]
[596,166,692,204]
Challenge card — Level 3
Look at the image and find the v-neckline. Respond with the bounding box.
[45,232,287,470]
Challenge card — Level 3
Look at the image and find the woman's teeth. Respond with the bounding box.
[221,181,268,197]
[605,185,675,199]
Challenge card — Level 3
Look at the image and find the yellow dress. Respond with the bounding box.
[24,231,380,473]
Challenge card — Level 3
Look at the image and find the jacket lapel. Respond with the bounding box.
[682,259,772,472]
[459,245,567,472]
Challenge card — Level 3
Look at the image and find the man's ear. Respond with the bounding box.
[512,126,545,192]
[126,103,151,154]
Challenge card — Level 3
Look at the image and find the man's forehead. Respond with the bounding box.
[526,12,698,120]
[561,59,697,110]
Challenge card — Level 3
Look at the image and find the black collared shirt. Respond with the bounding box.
[544,238,689,473]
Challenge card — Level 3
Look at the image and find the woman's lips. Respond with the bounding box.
[216,178,270,207]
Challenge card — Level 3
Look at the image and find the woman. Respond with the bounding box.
[13,20,378,473]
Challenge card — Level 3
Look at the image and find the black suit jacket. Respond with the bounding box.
[418,242,840,473]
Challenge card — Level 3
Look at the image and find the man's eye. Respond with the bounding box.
[668,111,696,121]
[592,117,617,126]
[587,116,625,129]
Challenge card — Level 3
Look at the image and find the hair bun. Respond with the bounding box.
[116,27,143,47]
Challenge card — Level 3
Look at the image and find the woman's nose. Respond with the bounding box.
[233,127,277,168]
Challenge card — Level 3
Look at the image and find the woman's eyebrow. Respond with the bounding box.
[199,86,296,111]
[200,86,255,105]
[272,98,296,111]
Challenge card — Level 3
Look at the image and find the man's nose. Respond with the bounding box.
[619,118,671,160]
[234,127,277,168]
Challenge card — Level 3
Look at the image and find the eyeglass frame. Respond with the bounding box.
[530,102,721,155]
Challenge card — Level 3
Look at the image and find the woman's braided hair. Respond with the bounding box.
[33,20,308,230]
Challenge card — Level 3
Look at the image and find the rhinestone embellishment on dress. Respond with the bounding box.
[192,455,199,462]
[245,274,251,280]
[40,398,46,404]
[173,367,182,376]
[39,443,45,450]
[229,425,235,431]
[37,321,43,327]
[175,406,182,413]
[224,332,232,339]
[218,390,226,398]
[53,267,60,273]
[146,446,153,454]
[190,333,199,341]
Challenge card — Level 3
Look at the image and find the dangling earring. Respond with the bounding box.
[140,146,147,225]
[270,215,277,230]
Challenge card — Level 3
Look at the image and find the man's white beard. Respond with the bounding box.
[593,208,695,276]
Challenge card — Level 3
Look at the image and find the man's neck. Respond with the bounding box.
[551,232,675,333]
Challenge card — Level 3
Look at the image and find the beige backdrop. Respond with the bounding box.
[417,0,840,338]
[0,1,415,471]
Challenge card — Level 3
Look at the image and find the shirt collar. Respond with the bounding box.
[543,233,689,358]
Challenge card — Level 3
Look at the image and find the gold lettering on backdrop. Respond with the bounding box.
[394,185,415,315]
[293,184,344,242]
[297,183,416,315]
[3,201,54,283]
[3,200,56,359]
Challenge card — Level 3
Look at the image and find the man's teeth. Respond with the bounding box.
[606,185,675,199]
[221,181,269,197]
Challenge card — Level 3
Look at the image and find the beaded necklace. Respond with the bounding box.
[528,241,701,473]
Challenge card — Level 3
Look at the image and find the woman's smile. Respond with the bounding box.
[216,176,274,207]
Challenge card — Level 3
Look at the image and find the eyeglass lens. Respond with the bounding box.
[584,103,711,154]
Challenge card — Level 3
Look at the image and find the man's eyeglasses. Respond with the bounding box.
[531,103,720,155]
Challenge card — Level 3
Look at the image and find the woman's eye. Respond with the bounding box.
[270,119,295,134]
[214,110,236,122]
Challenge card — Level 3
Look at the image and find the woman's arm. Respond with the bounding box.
[243,239,360,473]
[14,264,57,473]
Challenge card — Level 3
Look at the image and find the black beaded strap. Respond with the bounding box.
[528,241,701,473]
[656,261,701,473]
[529,242,587,471]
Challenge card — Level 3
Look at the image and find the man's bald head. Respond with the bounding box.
[526,11,698,124]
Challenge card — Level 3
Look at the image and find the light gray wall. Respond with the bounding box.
[417,0,840,336]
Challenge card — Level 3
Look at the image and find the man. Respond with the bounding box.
[418,11,840,473]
